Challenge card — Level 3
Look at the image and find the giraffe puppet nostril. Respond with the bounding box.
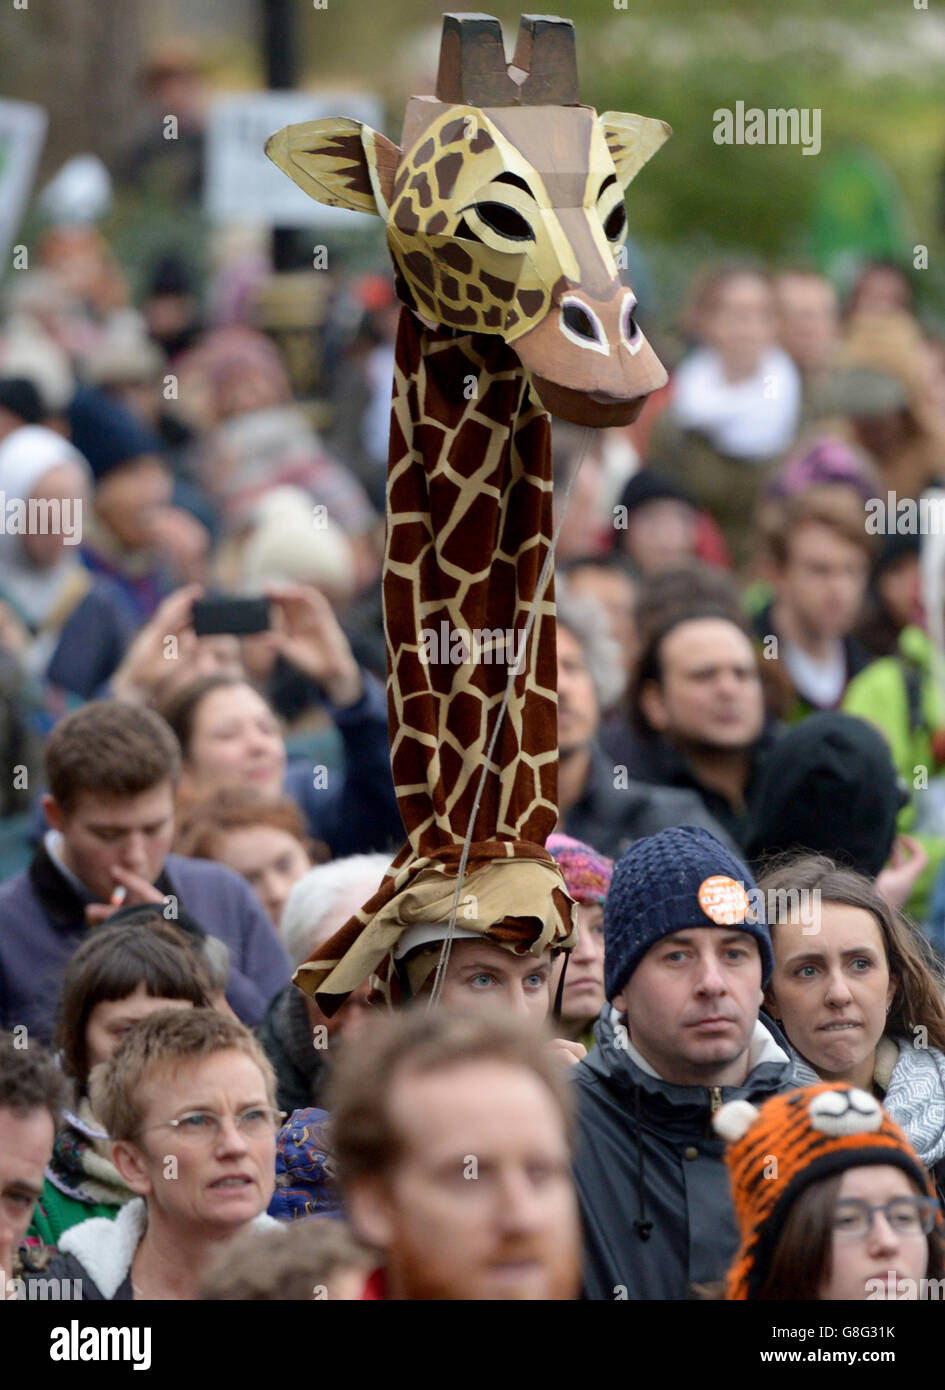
[562,302,601,343]
[621,296,641,347]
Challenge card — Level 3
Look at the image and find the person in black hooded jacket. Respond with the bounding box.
[743,710,904,877]
[742,711,918,910]
[573,825,796,1300]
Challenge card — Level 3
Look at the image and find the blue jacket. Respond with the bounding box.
[283,670,403,856]
[44,579,139,700]
[0,846,292,1043]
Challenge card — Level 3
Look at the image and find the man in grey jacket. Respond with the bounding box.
[573,824,795,1300]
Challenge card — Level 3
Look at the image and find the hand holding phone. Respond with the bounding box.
[192,595,271,637]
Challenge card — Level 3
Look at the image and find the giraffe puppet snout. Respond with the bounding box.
[558,289,643,359]
[513,282,667,426]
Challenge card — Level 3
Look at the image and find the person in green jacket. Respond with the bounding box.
[28,916,212,1248]
[842,624,945,928]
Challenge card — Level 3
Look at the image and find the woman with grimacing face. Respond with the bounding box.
[43,1010,282,1301]
[759,857,945,1199]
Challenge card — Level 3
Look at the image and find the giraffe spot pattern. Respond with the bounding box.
[396,202,420,235]
[439,243,473,275]
[383,315,560,850]
[404,250,435,290]
[448,304,479,328]
[469,128,494,154]
[414,137,436,167]
[439,116,468,145]
[441,272,461,301]
[516,288,545,317]
[480,270,516,301]
[434,151,464,200]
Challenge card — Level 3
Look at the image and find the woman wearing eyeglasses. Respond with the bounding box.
[39,1009,284,1300]
[714,1083,944,1300]
[28,917,212,1250]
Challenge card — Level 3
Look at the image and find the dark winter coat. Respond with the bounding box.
[0,844,291,1042]
[563,742,738,858]
[599,721,781,849]
[572,1007,795,1301]
[282,669,404,856]
[256,982,328,1116]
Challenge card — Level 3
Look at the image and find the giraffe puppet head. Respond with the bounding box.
[266,12,671,426]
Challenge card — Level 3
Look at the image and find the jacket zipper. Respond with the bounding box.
[709,1086,723,1114]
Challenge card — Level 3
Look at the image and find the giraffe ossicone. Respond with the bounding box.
[268,13,671,1014]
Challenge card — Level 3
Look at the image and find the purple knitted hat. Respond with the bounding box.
[546,833,613,905]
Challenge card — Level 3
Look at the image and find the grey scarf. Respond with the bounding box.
[793,1035,945,1169]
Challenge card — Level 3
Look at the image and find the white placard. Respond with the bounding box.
[204,89,384,228]
[0,99,48,262]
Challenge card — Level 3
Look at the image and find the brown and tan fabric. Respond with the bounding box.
[266,14,671,1013]
[295,316,577,1011]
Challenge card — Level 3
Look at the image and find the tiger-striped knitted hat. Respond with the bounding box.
[714,1082,940,1300]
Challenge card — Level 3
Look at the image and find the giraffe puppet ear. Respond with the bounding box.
[598,111,672,190]
[265,116,401,218]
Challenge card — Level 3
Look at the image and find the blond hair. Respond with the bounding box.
[89,1007,277,1142]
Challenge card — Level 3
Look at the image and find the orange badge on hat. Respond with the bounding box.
[698,875,749,925]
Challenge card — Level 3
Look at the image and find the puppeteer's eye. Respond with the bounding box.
[472,201,534,241]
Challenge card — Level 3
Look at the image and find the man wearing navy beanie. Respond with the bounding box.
[572,825,796,1300]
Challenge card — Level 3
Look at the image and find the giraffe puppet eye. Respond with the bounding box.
[455,216,483,243]
[604,202,627,241]
[471,201,535,241]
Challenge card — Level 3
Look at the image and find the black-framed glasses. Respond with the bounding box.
[138,1106,286,1146]
[832,1196,937,1240]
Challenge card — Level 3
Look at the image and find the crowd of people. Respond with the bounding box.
[2,86,945,1302]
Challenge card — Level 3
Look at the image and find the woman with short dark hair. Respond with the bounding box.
[29,919,210,1247]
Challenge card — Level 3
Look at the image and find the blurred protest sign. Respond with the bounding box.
[204,90,382,228]
[0,99,48,263]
